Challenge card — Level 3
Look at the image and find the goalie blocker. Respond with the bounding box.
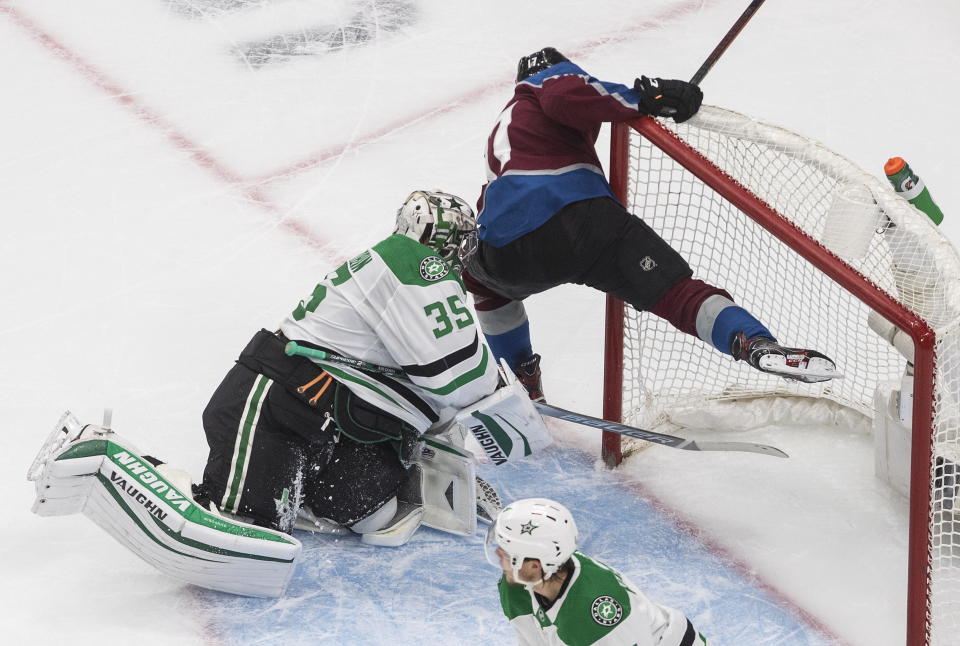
[29,412,301,598]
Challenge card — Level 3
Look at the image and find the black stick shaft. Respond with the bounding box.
[689,0,766,86]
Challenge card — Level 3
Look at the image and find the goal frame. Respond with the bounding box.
[602,117,937,646]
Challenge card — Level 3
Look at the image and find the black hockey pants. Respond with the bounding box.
[466,197,693,311]
[200,330,409,532]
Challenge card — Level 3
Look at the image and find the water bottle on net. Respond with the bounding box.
[884,156,944,225]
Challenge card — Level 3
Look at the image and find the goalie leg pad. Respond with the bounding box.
[30,417,301,597]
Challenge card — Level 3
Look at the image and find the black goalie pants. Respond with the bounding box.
[200,331,408,532]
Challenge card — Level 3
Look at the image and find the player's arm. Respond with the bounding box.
[538,71,644,127]
[538,65,702,126]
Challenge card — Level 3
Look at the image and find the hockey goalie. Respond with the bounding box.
[27,190,551,598]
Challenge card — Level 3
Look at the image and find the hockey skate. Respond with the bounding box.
[515,354,546,402]
[732,332,840,383]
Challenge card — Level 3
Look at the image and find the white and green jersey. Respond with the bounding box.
[279,235,499,433]
[499,552,707,646]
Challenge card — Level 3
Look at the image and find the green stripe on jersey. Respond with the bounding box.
[418,344,490,395]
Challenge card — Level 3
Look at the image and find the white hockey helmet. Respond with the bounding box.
[394,190,476,262]
[484,498,579,584]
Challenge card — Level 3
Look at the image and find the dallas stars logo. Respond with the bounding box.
[591,596,623,626]
[519,521,538,535]
[419,255,449,281]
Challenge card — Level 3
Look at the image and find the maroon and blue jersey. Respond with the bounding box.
[477,61,643,247]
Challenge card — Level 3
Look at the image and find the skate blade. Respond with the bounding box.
[758,355,842,382]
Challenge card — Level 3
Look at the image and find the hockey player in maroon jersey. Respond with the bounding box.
[460,47,838,401]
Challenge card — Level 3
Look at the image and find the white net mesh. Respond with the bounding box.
[615,106,960,644]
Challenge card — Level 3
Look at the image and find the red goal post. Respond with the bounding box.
[602,108,960,645]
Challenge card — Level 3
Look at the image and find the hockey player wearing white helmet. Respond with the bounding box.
[394,190,477,268]
[29,190,554,597]
[486,498,708,646]
[198,190,498,541]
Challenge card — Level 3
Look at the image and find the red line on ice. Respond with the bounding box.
[616,473,854,646]
[249,0,718,187]
[0,2,331,252]
[1,0,714,251]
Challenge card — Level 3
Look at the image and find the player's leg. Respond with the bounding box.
[200,362,334,532]
[576,197,838,382]
[461,203,623,399]
[461,268,543,401]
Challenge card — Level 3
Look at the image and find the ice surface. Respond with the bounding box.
[2,0,958,644]
[193,445,838,645]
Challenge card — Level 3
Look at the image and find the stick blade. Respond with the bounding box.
[689,440,789,458]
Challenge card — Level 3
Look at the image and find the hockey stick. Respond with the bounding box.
[284,341,407,377]
[534,402,787,458]
[285,342,788,458]
[689,0,766,86]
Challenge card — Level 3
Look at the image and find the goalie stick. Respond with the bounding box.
[285,342,788,458]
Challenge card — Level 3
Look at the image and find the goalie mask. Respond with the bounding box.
[516,47,569,82]
[394,190,476,262]
[484,498,578,586]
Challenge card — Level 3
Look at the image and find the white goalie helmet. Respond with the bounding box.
[394,190,476,261]
[484,498,579,584]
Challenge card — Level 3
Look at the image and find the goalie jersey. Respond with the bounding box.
[279,234,499,433]
[499,552,707,646]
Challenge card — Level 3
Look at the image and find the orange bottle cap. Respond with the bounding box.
[884,157,906,176]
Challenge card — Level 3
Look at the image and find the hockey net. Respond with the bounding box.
[603,106,960,646]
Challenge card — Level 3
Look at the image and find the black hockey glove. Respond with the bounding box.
[634,76,703,123]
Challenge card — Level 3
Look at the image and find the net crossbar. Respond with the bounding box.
[603,106,960,646]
